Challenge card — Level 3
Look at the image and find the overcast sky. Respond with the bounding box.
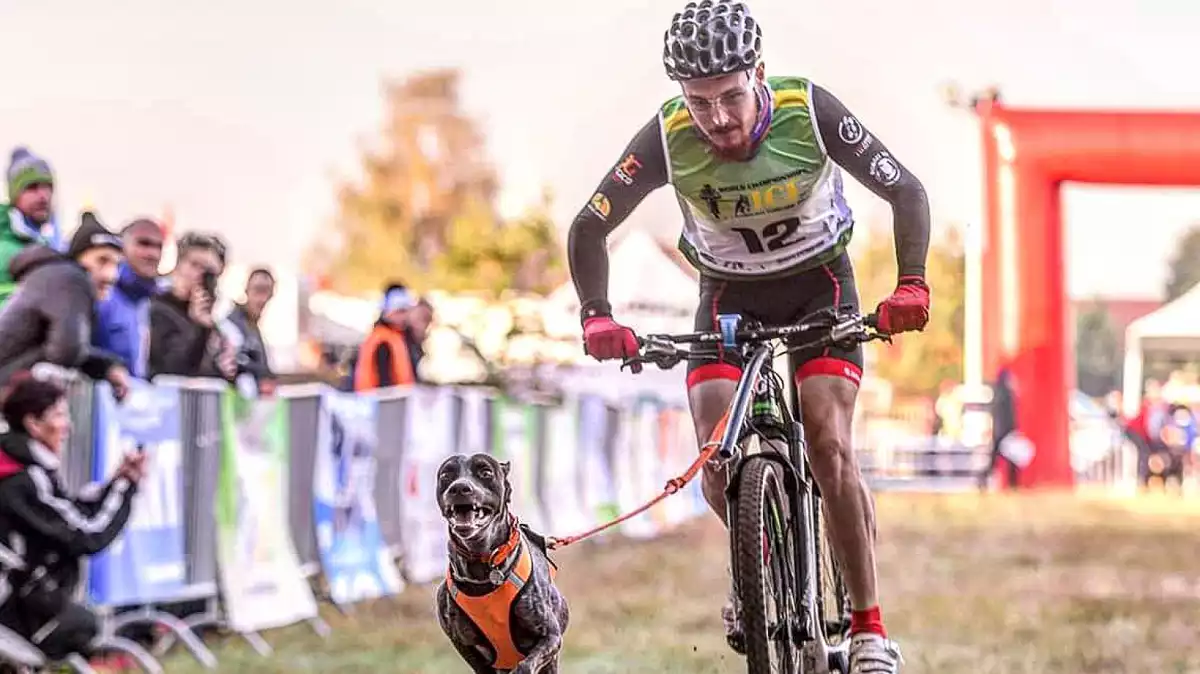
[2,0,1197,299]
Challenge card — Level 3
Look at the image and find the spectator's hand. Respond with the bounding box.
[259,378,278,397]
[216,343,237,380]
[117,451,148,483]
[106,365,131,401]
[188,287,215,328]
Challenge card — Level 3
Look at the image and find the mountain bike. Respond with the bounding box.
[622,307,888,673]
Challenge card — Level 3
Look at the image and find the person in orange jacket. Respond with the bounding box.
[353,283,418,391]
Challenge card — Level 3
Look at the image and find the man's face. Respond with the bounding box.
[174,247,221,295]
[383,308,409,328]
[14,183,53,225]
[245,274,275,317]
[122,224,164,279]
[78,247,122,299]
[680,65,763,158]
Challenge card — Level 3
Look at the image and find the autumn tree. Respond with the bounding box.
[1074,301,1120,397]
[1164,224,1200,302]
[309,68,564,297]
[850,221,965,396]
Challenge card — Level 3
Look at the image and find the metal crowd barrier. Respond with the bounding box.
[7,365,1161,672]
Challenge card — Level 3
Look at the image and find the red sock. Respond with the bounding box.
[850,605,887,637]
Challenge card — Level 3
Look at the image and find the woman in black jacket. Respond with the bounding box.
[0,373,145,660]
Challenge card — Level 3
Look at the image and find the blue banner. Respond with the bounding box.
[89,380,187,606]
[314,391,402,605]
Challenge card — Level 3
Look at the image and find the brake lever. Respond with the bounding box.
[620,357,646,373]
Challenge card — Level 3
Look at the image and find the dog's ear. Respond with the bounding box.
[499,461,513,506]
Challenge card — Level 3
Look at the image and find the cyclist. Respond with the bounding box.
[566,2,930,672]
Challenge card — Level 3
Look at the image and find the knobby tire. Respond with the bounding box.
[734,455,796,673]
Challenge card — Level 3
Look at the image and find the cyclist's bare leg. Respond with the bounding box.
[688,379,738,526]
[799,374,878,611]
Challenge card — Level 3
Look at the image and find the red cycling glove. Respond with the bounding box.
[875,276,931,335]
[583,316,641,372]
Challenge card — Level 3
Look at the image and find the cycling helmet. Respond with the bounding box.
[663,1,762,81]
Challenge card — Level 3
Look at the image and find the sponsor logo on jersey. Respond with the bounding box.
[853,134,874,158]
[868,151,901,187]
[689,168,819,221]
[837,116,864,145]
[612,154,643,185]
[587,192,612,220]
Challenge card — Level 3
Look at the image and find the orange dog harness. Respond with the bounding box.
[445,520,557,670]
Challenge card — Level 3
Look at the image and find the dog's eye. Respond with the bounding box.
[478,468,493,480]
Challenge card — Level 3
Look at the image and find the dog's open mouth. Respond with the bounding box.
[443,503,496,536]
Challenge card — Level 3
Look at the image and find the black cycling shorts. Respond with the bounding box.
[686,252,865,388]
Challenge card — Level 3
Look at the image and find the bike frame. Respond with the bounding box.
[713,340,848,673]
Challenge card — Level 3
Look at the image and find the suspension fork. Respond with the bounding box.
[787,376,839,672]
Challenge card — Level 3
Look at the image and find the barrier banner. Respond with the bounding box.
[577,395,618,528]
[491,398,547,532]
[88,380,187,606]
[216,392,318,632]
[540,399,590,535]
[615,397,660,539]
[654,405,701,527]
[399,386,457,583]
[315,391,403,604]
[455,387,492,456]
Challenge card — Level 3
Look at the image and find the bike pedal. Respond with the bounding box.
[827,646,850,673]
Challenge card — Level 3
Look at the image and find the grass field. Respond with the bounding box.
[161,492,1200,673]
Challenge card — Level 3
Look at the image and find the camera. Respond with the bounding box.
[201,269,218,296]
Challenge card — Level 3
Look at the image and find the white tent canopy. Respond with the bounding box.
[545,228,698,338]
[1121,283,1200,416]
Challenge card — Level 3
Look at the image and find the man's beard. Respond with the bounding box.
[707,128,751,159]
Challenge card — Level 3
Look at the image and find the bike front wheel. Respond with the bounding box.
[733,455,798,673]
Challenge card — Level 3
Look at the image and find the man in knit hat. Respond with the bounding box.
[0,147,61,307]
[0,211,129,396]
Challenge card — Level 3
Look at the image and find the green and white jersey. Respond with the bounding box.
[659,76,854,278]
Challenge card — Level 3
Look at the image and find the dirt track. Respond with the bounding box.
[164,492,1200,673]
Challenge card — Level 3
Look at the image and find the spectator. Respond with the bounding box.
[932,378,961,442]
[0,373,145,660]
[0,212,130,396]
[221,267,277,395]
[148,232,236,380]
[352,283,417,391]
[404,297,434,383]
[94,218,164,378]
[979,365,1019,490]
[0,147,61,307]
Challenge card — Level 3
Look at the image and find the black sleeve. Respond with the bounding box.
[0,471,137,557]
[36,271,94,369]
[148,300,212,377]
[30,269,121,380]
[811,84,931,279]
[373,342,394,389]
[567,116,670,316]
[77,350,120,381]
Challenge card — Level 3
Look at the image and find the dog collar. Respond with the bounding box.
[449,513,523,585]
[486,514,522,567]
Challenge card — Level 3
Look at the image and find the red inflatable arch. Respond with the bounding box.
[975,94,1200,487]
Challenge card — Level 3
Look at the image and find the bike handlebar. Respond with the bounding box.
[622,308,888,372]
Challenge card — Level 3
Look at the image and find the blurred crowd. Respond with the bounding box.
[0,145,287,661]
[0,146,280,400]
[1108,377,1198,488]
